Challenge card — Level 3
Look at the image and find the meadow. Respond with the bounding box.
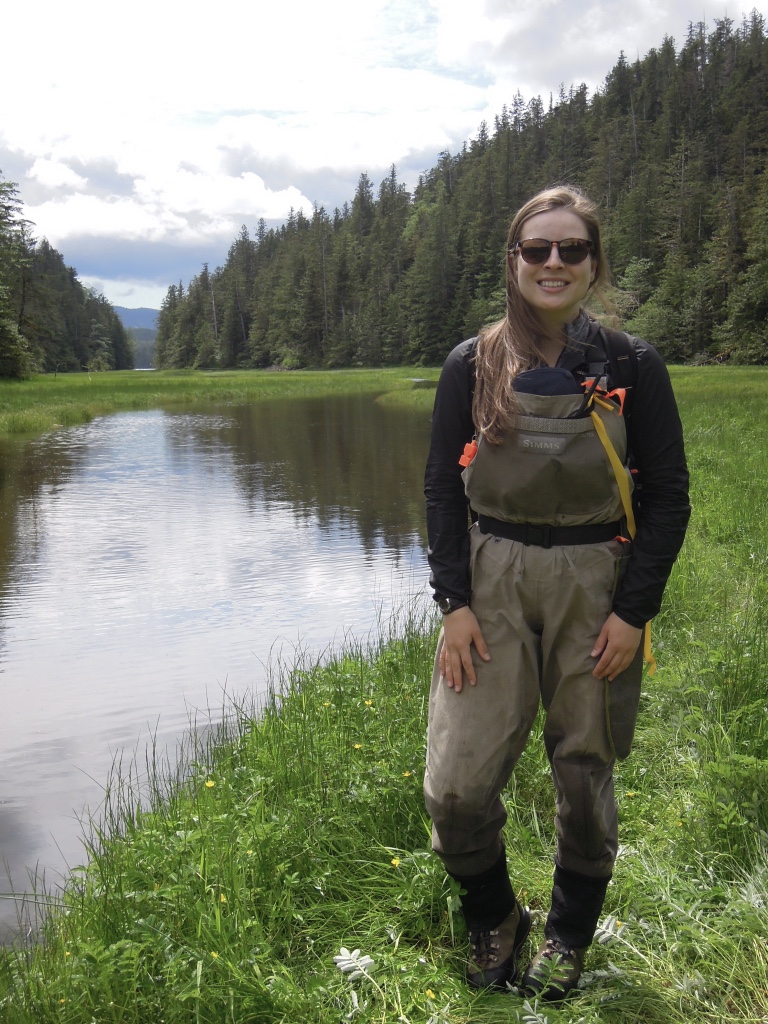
[0,367,435,437]
[0,366,766,1023]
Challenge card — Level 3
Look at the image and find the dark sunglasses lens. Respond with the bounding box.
[558,240,591,264]
[518,241,551,264]
[516,239,592,265]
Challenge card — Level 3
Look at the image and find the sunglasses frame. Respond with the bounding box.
[511,238,594,266]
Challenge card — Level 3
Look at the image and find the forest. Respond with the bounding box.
[0,181,132,378]
[150,12,768,370]
[3,14,768,377]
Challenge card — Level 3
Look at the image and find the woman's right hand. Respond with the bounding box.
[439,606,490,693]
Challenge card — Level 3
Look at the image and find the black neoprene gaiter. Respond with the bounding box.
[545,863,610,949]
[449,850,516,933]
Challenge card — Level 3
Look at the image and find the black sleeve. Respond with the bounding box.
[612,338,691,627]
[424,339,477,603]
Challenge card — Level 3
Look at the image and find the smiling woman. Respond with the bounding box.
[423,184,691,1000]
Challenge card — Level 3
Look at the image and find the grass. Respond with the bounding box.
[0,366,767,1022]
[0,367,441,437]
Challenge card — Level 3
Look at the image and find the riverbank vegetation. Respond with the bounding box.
[0,367,766,1023]
[0,367,438,437]
[153,16,768,372]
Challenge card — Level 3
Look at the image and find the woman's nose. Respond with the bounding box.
[543,242,565,268]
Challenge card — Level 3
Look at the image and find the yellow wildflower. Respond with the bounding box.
[402,771,412,777]
[391,857,401,867]
[354,743,363,750]
[205,780,215,788]
[323,701,331,706]
[365,700,373,706]
[220,893,227,903]
[426,989,436,1000]
[211,951,219,959]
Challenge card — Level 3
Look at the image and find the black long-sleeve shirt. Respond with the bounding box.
[424,321,691,628]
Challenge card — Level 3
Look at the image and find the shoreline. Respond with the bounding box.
[0,367,440,439]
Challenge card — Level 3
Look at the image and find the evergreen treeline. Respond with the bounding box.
[0,179,132,377]
[156,14,768,369]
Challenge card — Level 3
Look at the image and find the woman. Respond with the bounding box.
[423,185,690,999]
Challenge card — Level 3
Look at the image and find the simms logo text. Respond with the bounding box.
[517,434,567,454]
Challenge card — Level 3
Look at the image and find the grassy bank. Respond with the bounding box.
[1,367,767,1023]
[0,367,440,437]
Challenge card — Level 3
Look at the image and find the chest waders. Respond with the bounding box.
[423,366,647,979]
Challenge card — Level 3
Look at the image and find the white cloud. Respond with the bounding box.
[27,194,186,244]
[131,168,313,227]
[79,275,172,309]
[28,158,89,190]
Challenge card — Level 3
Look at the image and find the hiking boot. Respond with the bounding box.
[521,935,586,1000]
[466,902,532,990]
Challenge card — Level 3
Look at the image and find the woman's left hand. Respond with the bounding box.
[591,613,643,681]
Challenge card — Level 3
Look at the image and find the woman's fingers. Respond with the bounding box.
[440,607,490,692]
[592,613,642,681]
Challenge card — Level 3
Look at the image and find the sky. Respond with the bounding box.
[3,0,767,310]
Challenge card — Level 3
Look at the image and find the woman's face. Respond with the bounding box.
[512,209,596,327]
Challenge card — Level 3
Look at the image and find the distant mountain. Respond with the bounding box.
[114,306,160,330]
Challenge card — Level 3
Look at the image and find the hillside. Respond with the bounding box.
[114,307,160,331]
[155,14,768,370]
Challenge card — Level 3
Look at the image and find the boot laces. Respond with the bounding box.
[538,936,577,973]
[543,937,574,959]
[470,928,500,968]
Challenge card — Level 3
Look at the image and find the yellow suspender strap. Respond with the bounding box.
[589,410,656,676]
[643,623,656,676]
[589,410,636,536]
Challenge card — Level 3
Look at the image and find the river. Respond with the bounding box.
[0,391,434,942]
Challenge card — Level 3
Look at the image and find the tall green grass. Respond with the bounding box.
[0,367,767,1023]
[0,368,440,437]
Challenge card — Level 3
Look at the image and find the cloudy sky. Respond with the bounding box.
[3,0,766,310]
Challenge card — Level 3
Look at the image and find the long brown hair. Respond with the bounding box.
[472,185,611,445]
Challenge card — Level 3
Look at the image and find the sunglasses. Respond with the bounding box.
[512,238,593,265]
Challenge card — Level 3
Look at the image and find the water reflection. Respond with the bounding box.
[0,393,434,941]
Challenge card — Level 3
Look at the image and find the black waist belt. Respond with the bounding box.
[478,515,622,549]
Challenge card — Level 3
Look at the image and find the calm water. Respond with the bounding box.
[0,392,434,941]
